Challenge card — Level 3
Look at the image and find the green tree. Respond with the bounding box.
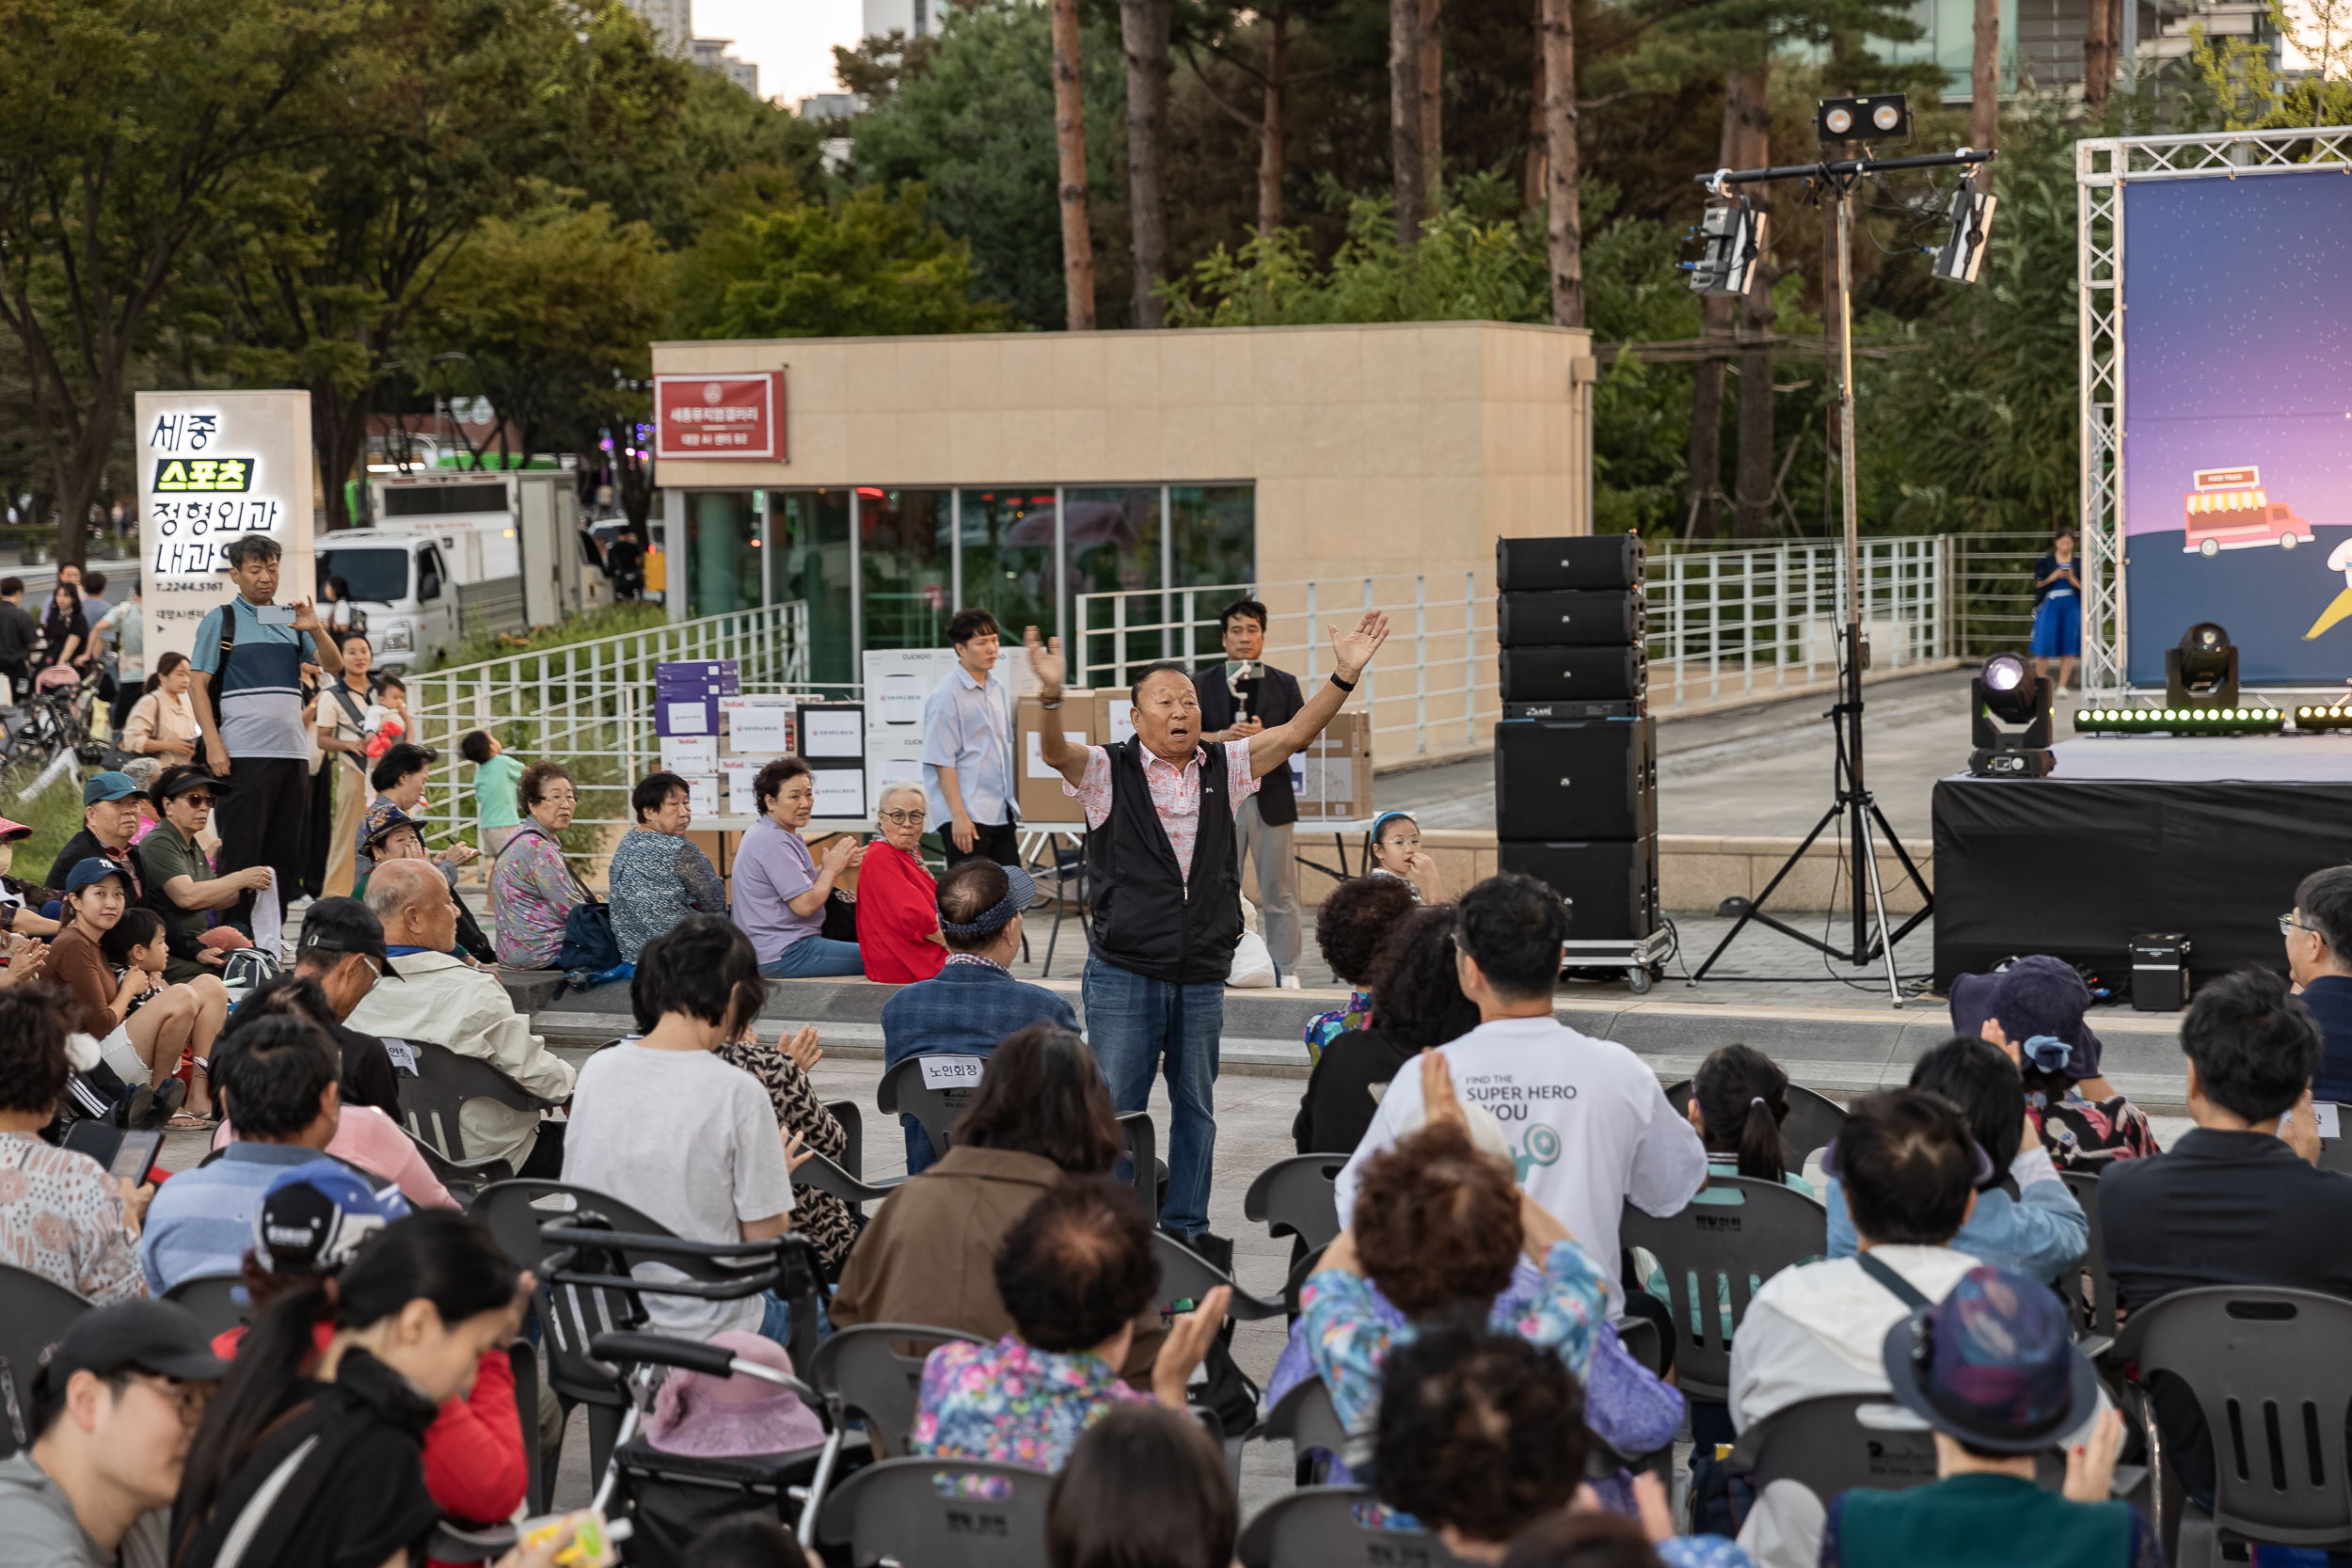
[675,184,1008,340]
[852,0,1129,329]
[411,200,672,468]
[223,0,691,531]
[0,0,368,564]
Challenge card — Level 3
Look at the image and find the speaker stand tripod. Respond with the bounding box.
[1691,621,1931,1006]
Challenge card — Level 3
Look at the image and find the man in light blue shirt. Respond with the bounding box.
[137,1009,351,1294]
[922,609,1018,869]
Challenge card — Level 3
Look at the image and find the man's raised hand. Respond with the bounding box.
[1327,610,1392,679]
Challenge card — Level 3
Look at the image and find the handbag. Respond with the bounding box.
[558,899,624,973]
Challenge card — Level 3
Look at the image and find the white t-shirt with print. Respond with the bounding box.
[1334,1015,1708,1317]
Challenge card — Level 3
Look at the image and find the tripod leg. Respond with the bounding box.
[1853,803,1903,1007]
[1693,800,1847,979]
[1867,798,1935,912]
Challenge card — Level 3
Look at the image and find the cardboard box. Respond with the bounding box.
[866,733,926,820]
[680,773,722,817]
[656,695,718,738]
[1295,710,1373,820]
[1096,691,1136,748]
[716,756,763,816]
[1018,692,1092,824]
[660,735,719,773]
[719,695,795,757]
[654,659,740,697]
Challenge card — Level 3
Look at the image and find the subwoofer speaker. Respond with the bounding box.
[1496,533,1645,592]
[1494,718,1656,841]
[1498,645,1646,703]
[1497,836,1660,942]
[1497,590,1646,648]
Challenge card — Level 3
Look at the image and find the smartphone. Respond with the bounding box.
[108,1129,162,1184]
[256,603,298,626]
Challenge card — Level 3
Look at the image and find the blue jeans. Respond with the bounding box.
[1082,953,1222,1237]
[756,1288,834,1355]
[759,935,866,979]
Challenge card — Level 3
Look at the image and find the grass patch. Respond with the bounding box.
[2,760,97,888]
[426,602,670,673]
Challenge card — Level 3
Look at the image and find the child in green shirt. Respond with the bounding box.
[462,730,525,859]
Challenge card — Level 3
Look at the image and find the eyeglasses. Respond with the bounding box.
[180,794,215,810]
[877,810,926,826]
[126,1372,212,1427]
[2281,913,2318,938]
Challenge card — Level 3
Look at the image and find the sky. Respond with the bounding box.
[695,0,863,107]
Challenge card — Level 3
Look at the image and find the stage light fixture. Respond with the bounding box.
[1683,197,1769,298]
[1818,94,1911,145]
[2296,705,2352,733]
[1931,171,1996,284]
[1970,653,2053,776]
[2166,622,2239,710]
[2074,705,2284,736]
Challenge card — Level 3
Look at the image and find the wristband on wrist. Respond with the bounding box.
[1041,697,1062,710]
[1329,672,1357,693]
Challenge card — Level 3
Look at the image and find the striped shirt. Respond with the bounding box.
[190,596,311,759]
[137,1143,343,1295]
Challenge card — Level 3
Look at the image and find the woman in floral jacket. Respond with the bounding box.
[488,762,587,970]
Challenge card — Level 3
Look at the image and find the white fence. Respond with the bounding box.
[1073,537,1953,762]
[404,602,813,866]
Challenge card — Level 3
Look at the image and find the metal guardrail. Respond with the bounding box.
[1074,537,1987,760]
[404,601,814,867]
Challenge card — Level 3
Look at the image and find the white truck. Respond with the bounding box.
[328,468,608,671]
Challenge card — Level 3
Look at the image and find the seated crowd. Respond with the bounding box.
[14,744,2352,1568]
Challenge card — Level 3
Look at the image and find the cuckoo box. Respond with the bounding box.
[1018,693,1093,823]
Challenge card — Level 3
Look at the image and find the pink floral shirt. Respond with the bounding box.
[912,1335,1148,1473]
[1062,742,1259,881]
[0,1132,144,1303]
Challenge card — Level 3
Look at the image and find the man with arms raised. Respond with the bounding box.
[1335,871,1706,1319]
[1025,610,1389,1254]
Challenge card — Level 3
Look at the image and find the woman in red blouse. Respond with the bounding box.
[855,782,948,983]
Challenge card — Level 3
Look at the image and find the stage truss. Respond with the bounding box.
[2074,126,2352,699]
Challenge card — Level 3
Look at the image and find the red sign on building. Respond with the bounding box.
[653,372,787,460]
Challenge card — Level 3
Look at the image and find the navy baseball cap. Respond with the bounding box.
[1883,1263,2098,1453]
[37,1299,230,1389]
[82,770,141,806]
[252,1163,409,1275]
[1949,955,2103,1078]
[64,857,132,895]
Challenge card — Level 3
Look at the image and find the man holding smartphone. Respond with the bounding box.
[190,535,343,958]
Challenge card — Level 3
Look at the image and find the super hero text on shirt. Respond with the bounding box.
[1455,1073,1581,1122]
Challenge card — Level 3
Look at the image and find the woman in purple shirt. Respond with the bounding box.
[734,756,866,978]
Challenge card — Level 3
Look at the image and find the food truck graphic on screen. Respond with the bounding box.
[2182,466,2313,556]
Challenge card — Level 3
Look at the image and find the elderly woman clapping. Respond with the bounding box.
[732,755,866,979]
[855,781,946,983]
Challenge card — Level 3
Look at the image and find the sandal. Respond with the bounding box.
[165,1109,216,1132]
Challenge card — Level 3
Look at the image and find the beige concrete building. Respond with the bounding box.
[649,322,1597,737]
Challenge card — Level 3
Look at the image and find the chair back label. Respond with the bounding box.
[919,1055,985,1090]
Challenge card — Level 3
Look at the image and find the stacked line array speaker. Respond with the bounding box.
[1494,534,1659,942]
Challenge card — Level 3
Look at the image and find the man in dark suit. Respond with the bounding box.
[2286,864,2352,1102]
[1195,597,1306,979]
[2102,967,2352,1508]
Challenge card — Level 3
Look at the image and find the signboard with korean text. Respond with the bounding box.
[136,389,314,671]
[652,372,786,461]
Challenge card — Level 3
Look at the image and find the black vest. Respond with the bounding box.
[1087,736,1245,984]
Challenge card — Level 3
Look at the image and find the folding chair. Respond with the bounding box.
[398,1038,562,1164]
[1245,1155,1346,1252]
[1617,1176,1827,1402]
[1120,1110,1164,1220]
[162,1272,248,1338]
[1152,1230,1287,1323]
[1035,839,1089,979]
[806,1322,989,1460]
[1665,1079,1848,1171]
[816,1454,1057,1566]
[1236,1486,1480,1568]
[1723,1394,1940,1506]
[2058,1168,2116,1349]
[2104,1284,2352,1568]
[0,1264,89,1457]
[402,1125,511,1204]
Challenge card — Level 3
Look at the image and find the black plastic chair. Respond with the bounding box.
[1245,1154,1346,1253]
[1617,1175,1828,1402]
[1120,1110,1163,1220]
[402,1124,511,1203]
[2316,1104,2352,1175]
[817,1455,1057,1566]
[162,1272,248,1338]
[1236,1486,1479,1568]
[2105,1284,2352,1567]
[1665,1079,1848,1171]
[1724,1394,1941,1503]
[2058,1167,2117,1347]
[876,1053,979,1161]
[1151,1230,1287,1323]
[1034,840,1089,978]
[1263,1374,1358,1485]
[508,1338,546,1514]
[805,1322,989,1460]
[820,1098,866,1190]
[398,1038,561,1164]
[0,1265,90,1457]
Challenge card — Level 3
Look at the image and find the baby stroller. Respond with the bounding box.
[466,1183,858,1567]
